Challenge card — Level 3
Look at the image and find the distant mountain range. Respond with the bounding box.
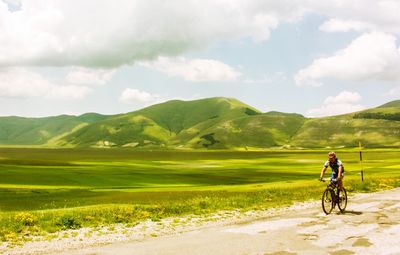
[1,97,399,149]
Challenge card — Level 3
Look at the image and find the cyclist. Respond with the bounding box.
[319,151,344,187]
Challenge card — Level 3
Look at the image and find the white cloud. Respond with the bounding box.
[384,86,400,97]
[0,0,306,68]
[2,0,20,4]
[295,32,400,86]
[307,91,365,117]
[0,68,51,98]
[45,85,91,100]
[319,18,372,32]
[66,67,116,86]
[119,88,160,105]
[324,91,362,104]
[140,57,241,82]
[2,0,21,8]
[1,0,400,70]
[309,0,400,34]
[0,68,91,99]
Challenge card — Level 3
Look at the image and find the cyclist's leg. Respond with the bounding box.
[339,172,344,188]
[332,171,344,205]
[330,172,338,185]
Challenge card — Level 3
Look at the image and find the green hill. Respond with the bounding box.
[136,97,261,134]
[0,114,110,146]
[0,97,399,149]
[352,100,400,121]
[291,101,400,148]
[61,97,264,147]
[176,112,305,149]
[376,100,400,108]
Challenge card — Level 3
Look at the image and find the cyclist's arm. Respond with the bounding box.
[338,165,343,180]
[320,166,327,179]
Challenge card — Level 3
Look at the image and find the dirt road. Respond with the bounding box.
[50,188,400,255]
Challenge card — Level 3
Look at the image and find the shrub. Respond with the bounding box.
[58,216,81,230]
[14,212,36,226]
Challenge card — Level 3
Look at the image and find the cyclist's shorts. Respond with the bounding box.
[331,172,344,184]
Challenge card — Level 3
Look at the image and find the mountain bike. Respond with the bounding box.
[320,178,347,215]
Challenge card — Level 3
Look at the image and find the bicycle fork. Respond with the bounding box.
[330,187,340,205]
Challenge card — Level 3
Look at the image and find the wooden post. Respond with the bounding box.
[359,141,364,182]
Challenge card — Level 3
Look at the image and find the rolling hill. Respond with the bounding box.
[0,113,110,146]
[291,101,400,148]
[0,97,399,149]
[60,97,263,148]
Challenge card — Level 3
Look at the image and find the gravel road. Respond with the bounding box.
[50,187,400,255]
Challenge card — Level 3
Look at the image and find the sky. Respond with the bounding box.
[1,0,400,117]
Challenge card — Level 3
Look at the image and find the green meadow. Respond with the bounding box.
[0,148,400,242]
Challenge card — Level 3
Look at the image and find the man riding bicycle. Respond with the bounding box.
[320,151,344,187]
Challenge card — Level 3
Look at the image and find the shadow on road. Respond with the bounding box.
[338,210,363,215]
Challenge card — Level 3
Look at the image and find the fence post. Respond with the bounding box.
[359,141,364,182]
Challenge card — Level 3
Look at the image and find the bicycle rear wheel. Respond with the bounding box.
[337,187,347,212]
[322,188,334,215]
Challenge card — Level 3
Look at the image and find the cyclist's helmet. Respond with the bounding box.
[328,151,336,158]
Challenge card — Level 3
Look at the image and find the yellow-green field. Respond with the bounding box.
[0,148,399,242]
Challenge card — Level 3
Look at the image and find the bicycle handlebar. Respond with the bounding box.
[319,177,338,182]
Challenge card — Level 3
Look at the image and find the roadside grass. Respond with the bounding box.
[0,148,399,243]
[1,176,399,244]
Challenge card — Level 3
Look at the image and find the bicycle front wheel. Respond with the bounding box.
[322,188,334,215]
[337,187,347,212]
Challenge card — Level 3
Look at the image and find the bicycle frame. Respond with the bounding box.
[320,178,347,214]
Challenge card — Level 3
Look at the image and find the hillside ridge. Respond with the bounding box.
[0,97,399,149]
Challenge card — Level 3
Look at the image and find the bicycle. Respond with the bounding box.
[320,178,347,215]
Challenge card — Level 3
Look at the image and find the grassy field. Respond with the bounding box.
[0,148,399,242]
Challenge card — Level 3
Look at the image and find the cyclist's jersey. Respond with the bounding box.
[324,159,344,175]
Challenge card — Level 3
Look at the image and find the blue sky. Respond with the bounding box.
[1,0,400,117]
